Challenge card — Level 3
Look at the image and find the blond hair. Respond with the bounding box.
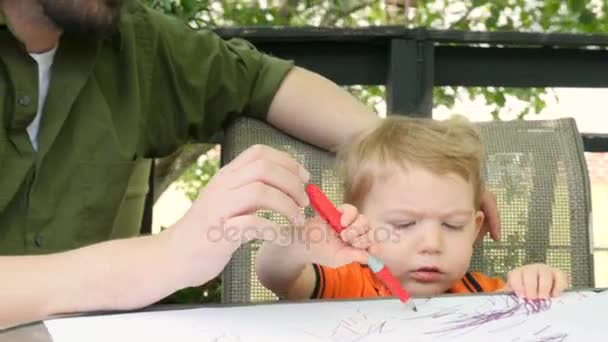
[337,115,485,209]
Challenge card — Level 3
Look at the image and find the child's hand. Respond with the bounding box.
[297,204,372,267]
[296,215,370,268]
[258,204,372,271]
[505,264,568,300]
[337,204,373,250]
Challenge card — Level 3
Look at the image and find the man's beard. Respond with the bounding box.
[40,0,124,36]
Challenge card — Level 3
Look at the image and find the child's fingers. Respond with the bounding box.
[522,265,540,299]
[341,214,369,243]
[537,267,554,300]
[350,231,373,250]
[507,269,525,298]
[551,270,568,297]
[341,228,370,247]
[351,214,370,236]
[338,204,358,228]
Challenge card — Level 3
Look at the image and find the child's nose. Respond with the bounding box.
[419,224,444,254]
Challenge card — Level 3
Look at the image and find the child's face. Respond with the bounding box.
[360,165,484,296]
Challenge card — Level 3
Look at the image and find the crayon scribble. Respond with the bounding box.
[424,294,551,336]
[305,307,394,341]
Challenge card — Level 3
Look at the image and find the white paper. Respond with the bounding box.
[44,290,605,342]
[473,290,608,341]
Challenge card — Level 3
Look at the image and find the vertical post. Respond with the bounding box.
[386,31,434,117]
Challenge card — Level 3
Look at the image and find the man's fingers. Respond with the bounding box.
[223,215,282,246]
[222,144,310,183]
[229,181,302,223]
[227,158,309,207]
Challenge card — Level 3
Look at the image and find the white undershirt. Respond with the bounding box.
[27,45,58,151]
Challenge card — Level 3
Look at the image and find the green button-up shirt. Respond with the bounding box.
[0,1,293,254]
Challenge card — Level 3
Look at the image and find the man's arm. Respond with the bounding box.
[0,233,180,329]
[267,66,379,153]
[143,6,378,154]
[0,145,311,329]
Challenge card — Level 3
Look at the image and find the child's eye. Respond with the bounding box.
[443,223,464,230]
[394,222,415,230]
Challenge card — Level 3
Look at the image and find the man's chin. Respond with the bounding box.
[41,1,122,36]
[52,15,120,36]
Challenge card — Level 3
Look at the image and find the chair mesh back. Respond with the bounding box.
[221,117,594,303]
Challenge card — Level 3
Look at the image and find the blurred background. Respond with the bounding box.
[140,0,608,303]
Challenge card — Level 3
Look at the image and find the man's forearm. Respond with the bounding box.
[267,66,379,152]
[0,232,180,329]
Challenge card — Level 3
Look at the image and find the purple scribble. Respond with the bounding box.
[522,296,551,314]
[425,294,552,336]
[507,324,568,342]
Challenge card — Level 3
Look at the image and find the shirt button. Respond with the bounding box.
[18,95,31,106]
[34,233,43,247]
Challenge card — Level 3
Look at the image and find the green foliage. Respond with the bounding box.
[142,0,606,34]
[143,0,606,304]
[142,0,606,120]
[176,145,220,201]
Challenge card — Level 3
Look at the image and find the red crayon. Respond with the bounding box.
[305,184,417,311]
[306,183,344,234]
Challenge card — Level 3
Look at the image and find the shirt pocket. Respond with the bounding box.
[110,159,152,239]
[77,160,137,245]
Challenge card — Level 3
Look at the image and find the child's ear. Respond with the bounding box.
[473,210,485,242]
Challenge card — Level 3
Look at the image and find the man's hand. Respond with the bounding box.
[165,144,311,288]
[477,190,501,242]
[503,263,568,300]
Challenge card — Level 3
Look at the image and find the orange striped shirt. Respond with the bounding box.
[311,263,505,299]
